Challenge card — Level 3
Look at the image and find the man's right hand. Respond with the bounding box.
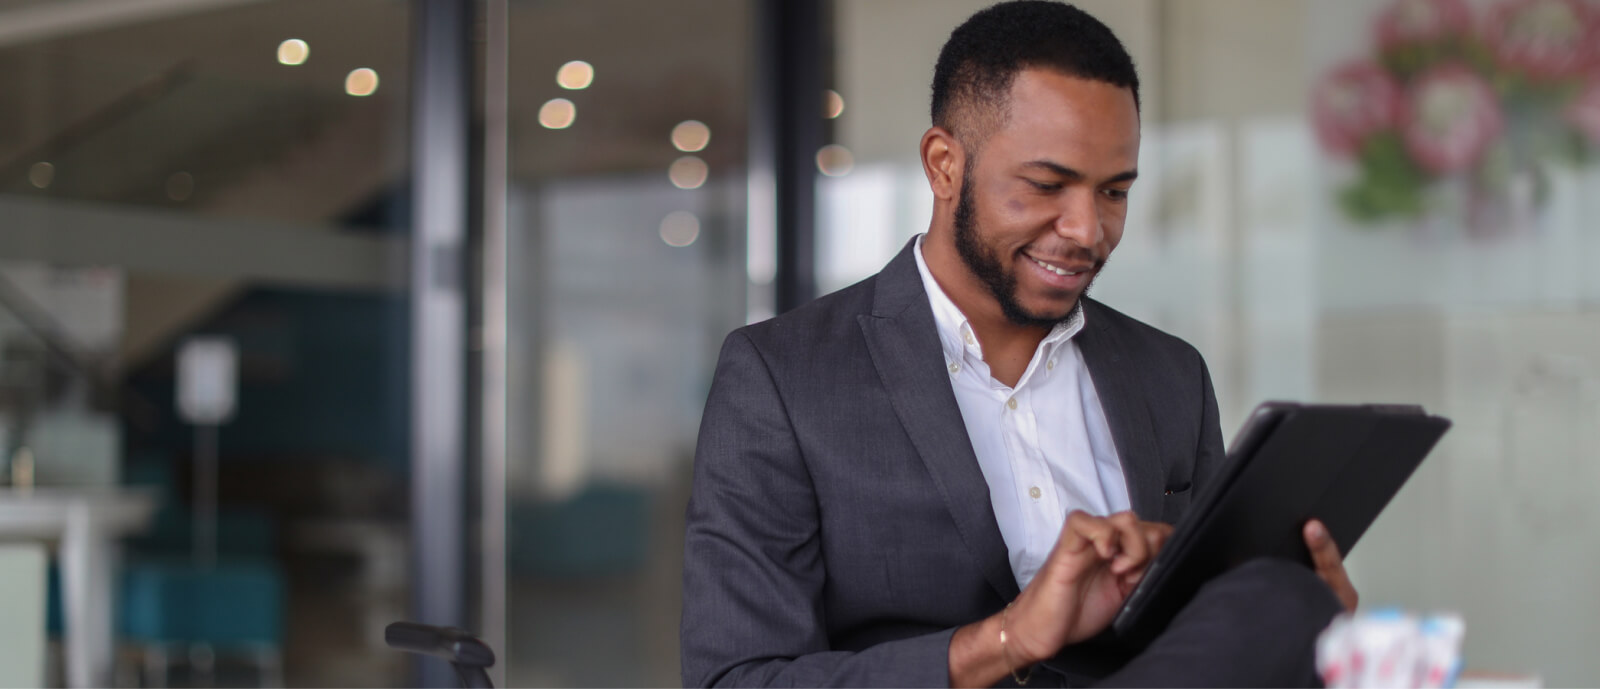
[1007,511,1172,659]
[948,511,1171,687]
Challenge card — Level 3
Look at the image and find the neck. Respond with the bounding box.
[921,225,1052,385]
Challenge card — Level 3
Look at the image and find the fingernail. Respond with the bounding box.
[1308,521,1325,540]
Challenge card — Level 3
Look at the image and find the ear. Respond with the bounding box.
[920,126,965,202]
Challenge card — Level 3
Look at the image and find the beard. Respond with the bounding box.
[952,162,1099,329]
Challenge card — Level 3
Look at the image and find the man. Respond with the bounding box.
[682,2,1357,686]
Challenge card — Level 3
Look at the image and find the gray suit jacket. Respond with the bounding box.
[681,239,1226,687]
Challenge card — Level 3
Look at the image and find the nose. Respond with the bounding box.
[1053,189,1103,248]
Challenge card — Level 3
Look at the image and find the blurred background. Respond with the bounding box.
[0,0,1594,686]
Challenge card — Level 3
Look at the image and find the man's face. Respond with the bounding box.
[952,69,1140,327]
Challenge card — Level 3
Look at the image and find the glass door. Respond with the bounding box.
[498,1,755,684]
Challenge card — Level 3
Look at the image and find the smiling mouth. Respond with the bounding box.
[1025,254,1091,277]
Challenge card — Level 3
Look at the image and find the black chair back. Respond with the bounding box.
[384,622,495,689]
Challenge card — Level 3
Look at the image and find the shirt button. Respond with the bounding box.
[948,361,960,374]
[963,331,976,346]
[1047,359,1056,370]
[1006,398,1017,410]
[1029,486,1042,500]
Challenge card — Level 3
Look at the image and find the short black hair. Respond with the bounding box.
[931,1,1140,147]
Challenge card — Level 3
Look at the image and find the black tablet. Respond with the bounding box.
[1109,401,1452,649]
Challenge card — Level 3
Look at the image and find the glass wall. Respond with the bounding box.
[501,1,753,685]
[0,0,413,686]
[825,0,1600,684]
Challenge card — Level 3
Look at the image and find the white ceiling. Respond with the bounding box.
[0,0,754,225]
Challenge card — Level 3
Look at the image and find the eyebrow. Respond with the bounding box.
[1021,160,1139,185]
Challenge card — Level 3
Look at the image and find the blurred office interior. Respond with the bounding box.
[0,0,1596,686]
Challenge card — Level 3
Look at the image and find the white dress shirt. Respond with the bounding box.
[913,234,1131,590]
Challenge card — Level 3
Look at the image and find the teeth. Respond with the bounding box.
[1030,256,1079,277]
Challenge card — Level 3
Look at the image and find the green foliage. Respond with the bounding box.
[1557,129,1592,167]
[1378,38,1494,81]
[1339,132,1429,223]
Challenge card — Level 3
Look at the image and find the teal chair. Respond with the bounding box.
[44,465,287,687]
[118,556,284,687]
[114,456,286,687]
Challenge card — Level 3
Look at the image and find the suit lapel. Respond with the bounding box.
[858,241,1020,602]
[1076,301,1164,521]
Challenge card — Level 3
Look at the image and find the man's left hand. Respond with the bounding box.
[1304,519,1359,612]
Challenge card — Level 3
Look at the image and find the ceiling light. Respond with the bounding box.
[816,144,855,176]
[277,39,309,66]
[166,172,195,202]
[27,162,53,189]
[556,60,594,90]
[539,98,576,129]
[669,156,709,189]
[825,89,845,119]
[671,120,711,152]
[659,211,701,247]
[346,68,379,96]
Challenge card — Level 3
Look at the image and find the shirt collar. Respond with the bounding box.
[912,233,1086,365]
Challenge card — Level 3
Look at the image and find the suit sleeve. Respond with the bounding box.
[1191,347,1226,497]
[681,331,956,688]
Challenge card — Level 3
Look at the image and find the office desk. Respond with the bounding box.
[0,488,156,688]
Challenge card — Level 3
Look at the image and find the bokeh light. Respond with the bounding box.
[825,89,845,119]
[669,156,709,189]
[556,61,595,90]
[539,98,577,129]
[671,120,711,152]
[277,39,309,66]
[27,162,53,189]
[345,68,379,96]
[166,172,195,201]
[816,144,855,176]
[659,211,701,247]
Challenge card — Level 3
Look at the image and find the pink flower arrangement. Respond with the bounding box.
[1568,78,1600,144]
[1483,0,1598,81]
[1376,0,1475,51]
[1401,63,1504,174]
[1314,62,1403,156]
[1314,0,1600,228]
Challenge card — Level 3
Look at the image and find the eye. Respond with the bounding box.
[1102,187,1131,201]
[1025,179,1062,192]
